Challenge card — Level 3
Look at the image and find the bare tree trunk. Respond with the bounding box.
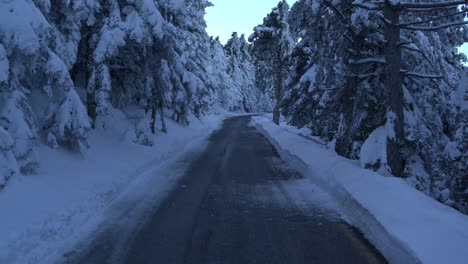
[384,1,404,176]
[150,104,157,134]
[87,87,97,129]
[273,56,283,125]
[150,82,157,134]
[160,106,167,134]
[83,25,97,128]
[335,77,359,157]
[335,35,364,157]
[143,46,157,134]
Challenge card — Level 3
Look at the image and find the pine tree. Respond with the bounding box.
[284,0,467,212]
[0,90,38,173]
[208,37,237,110]
[225,33,251,111]
[250,0,294,124]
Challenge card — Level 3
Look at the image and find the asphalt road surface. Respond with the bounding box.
[69,116,387,264]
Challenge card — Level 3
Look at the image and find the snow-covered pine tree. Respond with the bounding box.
[0,90,38,174]
[249,0,294,124]
[238,35,261,112]
[0,1,46,182]
[155,0,244,123]
[348,0,468,210]
[91,0,126,123]
[225,33,252,111]
[283,0,345,139]
[208,37,238,110]
[43,50,91,153]
[394,0,467,210]
[182,0,217,117]
[284,0,467,213]
[154,0,199,125]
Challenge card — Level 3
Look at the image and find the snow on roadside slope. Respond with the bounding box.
[252,115,468,264]
[0,109,231,264]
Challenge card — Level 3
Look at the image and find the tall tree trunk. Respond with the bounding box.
[145,47,157,135]
[335,35,364,157]
[150,104,157,134]
[160,106,167,134]
[87,85,97,129]
[273,55,283,125]
[384,1,404,176]
[83,25,97,128]
[335,77,359,157]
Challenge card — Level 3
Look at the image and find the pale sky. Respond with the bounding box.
[459,44,468,61]
[205,0,297,44]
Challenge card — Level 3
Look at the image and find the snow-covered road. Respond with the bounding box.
[67,116,386,264]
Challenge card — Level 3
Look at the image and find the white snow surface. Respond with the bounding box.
[0,109,233,264]
[252,115,468,264]
[360,126,390,175]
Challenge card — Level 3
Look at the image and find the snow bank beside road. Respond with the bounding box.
[252,115,468,264]
[0,109,231,264]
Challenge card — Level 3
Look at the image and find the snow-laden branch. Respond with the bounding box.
[398,0,468,9]
[400,45,420,53]
[349,57,386,64]
[401,6,465,12]
[397,41,414,46]
[401,70,443,79]
[399,10,467,27]
[401,20,468,31]
[353,0,467,12]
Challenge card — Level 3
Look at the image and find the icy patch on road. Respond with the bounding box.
[278,179,341,220]
[263,148,342,221]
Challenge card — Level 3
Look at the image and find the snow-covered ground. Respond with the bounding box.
[0,108,232,264]
[252,115,468,264]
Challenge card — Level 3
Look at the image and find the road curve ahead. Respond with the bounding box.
[72,116,387,264]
